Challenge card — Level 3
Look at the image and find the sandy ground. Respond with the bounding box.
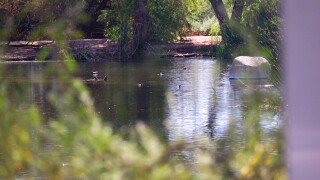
[182,36,221,45]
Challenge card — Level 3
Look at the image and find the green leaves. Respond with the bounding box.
[98,0,135,42]
[148,0,187,42]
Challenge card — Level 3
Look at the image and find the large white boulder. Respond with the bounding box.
[229,56,271,79]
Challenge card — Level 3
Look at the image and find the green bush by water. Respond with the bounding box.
[220,0,282,63]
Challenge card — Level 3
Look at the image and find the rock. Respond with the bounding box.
[229,56,271,79]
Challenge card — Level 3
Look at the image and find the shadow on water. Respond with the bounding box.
[0,56,283,166]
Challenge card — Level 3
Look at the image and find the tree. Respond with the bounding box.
[208,0,245,58]
[81,0,112,38]
[132,0,151,57]
[0,0,85,41]
[208,0,281,61]
[208,0,228,27]
[98,0,188,59]
[208,0,245,27]
[231,0,245,22]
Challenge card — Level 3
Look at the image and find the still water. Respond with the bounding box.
[1,56,283,164]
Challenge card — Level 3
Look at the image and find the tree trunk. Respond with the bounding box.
[209,0,246,58]
[209,0,229,27]
[231,0,245,22]
[133,0,151,56]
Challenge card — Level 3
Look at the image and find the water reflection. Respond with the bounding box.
[164,59,282,163]
[165,60,216,140]
[77,60,168,137]
[0,58,283,165]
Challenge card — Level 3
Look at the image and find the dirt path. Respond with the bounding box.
[0,36,221,61]
[182,36,221,45]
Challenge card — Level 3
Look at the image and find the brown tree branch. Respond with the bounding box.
[231,0,246,22]
[209,0,229,27]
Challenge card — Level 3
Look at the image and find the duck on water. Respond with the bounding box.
[85,71,107,82]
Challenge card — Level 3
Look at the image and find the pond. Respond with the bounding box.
[1,56,283,166]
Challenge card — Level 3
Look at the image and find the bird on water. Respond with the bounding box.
[86,71,107,81]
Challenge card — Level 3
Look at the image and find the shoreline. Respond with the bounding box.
[0,36,221,61]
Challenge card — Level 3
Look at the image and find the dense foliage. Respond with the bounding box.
[0,0,110,40]
[147,0,187,42]
[186,0,216,35]
[97,0,193,58]
[1,0,282,63]
[242,0,281,65]
[215,0,282,64]
[98,0,135,42]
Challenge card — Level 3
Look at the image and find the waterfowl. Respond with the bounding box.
[85,71,107,82]
[92,71,98,78]
[102,76,107,81]
[158,71,164,76]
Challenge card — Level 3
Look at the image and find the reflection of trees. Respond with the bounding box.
[213,78,283,176]
[164,59,282,168]
[3,61,168,138]
[83,62,167,138]
[3,63,56,121]
[4,60,282,171]
[165,59,217,163]
[28,63,54,121]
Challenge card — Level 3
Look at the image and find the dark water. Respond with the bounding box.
[1,56,283,164]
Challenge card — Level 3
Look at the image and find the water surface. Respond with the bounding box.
[1,57,283,164]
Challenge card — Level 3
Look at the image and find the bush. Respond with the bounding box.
[148,0,187,42]
[242,0,281,64]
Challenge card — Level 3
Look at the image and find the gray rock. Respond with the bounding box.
[229,56,271,79]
